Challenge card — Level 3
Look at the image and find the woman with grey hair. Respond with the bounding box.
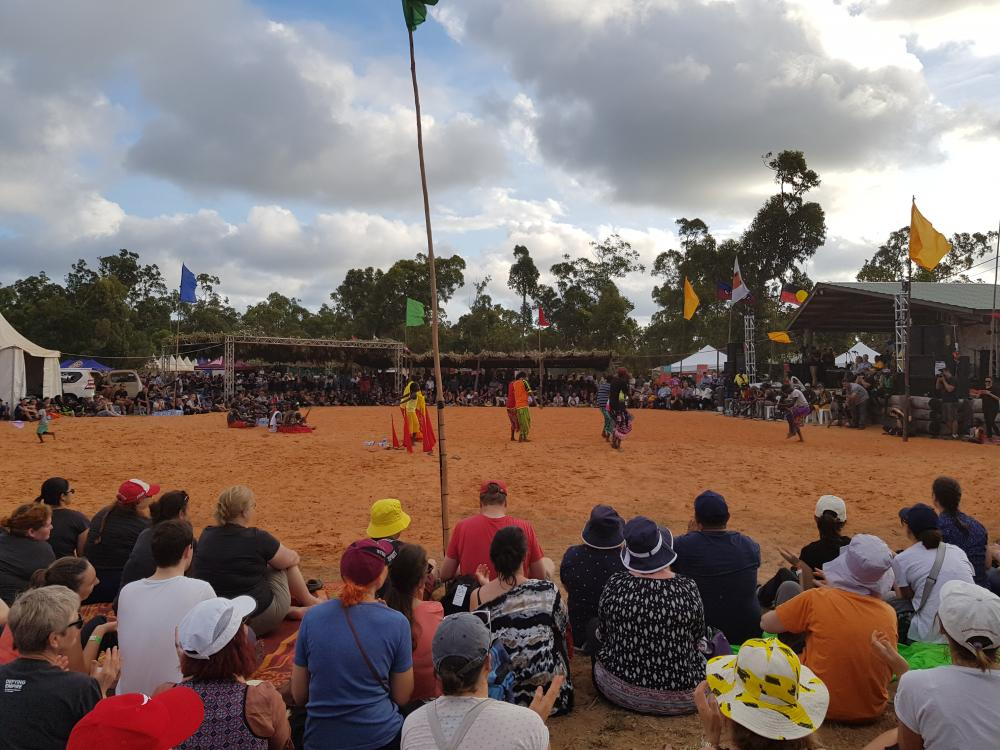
[0,585,120,750]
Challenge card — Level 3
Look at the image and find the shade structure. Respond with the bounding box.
[835,341,881,367]
[0,311,61,405]
[661,345,727,375]
[60,357,112,372]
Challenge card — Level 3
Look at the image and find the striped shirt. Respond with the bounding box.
[596,382,611,409]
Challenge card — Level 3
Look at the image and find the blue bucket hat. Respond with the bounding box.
[620,516,677,574]
[582,505,625,549]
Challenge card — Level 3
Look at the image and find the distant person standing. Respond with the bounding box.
[36,400,55,443]
[595,376,613,441]
[608,368,633,450]
[511,372,533,442]
[936,367,958,439]
[505,377,520,442]
[977,376,999,441]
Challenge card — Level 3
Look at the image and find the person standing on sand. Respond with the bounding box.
[596,376,613,441]
[36,399,55,443]
[780,384,810,442]
[511,372,533,442]
[506,376,520,442]
[608,368,632,450]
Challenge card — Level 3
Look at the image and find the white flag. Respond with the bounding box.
[731,257,750,304]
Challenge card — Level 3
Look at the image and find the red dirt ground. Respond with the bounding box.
[3,407,997,749]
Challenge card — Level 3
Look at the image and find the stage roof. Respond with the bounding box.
[788,282,995,333]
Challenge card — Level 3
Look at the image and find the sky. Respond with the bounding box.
[1,0,998,325]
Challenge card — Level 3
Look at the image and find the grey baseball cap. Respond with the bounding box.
[432,613,490,676]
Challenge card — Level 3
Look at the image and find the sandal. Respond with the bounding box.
[306,578,325,594]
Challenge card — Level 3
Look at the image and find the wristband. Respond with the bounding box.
[89,634,103,646]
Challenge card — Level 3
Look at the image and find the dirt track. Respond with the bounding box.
[3,407,997,748]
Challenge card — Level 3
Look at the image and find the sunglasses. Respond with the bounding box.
[66,613,85,631]
[64,488,75,495]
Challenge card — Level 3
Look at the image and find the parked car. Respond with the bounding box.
[60,368,96,399]
[103,370,144,398]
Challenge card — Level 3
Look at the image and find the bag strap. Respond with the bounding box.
[343,605,390,694]
[915,543,948,614]
[427,699,492,750]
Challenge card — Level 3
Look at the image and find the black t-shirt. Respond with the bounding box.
[0,658,102,750]
[83,507,150,569]
[118,526,155,590]
[0,533,56,605]
[938,374,957,403]
[191,524,281,615]
[47,507,90,558]
[799,536,851,572]
[982,386,1000,413]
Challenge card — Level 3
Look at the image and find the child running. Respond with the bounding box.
[781,383,810,442]
[36,400,55,444]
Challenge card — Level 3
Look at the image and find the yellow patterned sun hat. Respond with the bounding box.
[706,638,829,741]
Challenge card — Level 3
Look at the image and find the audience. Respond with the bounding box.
[440,480,550,582]
[593,516,706,716]
[384,543,444,704]
[170,596,292,749]
[559,504,625,655]
[762,534,898,723]
[0,503,56,606]
[470,526,573,715]
[66,687,205,750]
[116,520,215,696]
[0,586,120,750]
[672,491,762,645]
[119,489,190,590]
[192,485,324,636]
[36,477,89,558]
[892,503,975,643]
[292,539,413,750]
[82,479,158,603]
[400,612,562,750]
[930,476,989,587]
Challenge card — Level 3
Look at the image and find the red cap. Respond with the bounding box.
[340,539,394,586]
[67,687,204,750]
[116,479,160,505]
[479,479,508,495]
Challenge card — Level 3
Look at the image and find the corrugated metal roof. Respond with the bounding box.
[824,282,996,312]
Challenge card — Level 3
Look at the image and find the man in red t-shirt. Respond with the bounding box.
[440,480,551,581]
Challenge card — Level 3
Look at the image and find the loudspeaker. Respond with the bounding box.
[725,343,745,375]
[914,325,949,357]
[910,356,936,379]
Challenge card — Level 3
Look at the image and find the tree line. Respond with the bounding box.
[1,150,995,364]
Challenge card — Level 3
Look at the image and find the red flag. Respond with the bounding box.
[402,409,413,453]
[391,414,400,449]
[537,306,550,327]
[422,408,436,453]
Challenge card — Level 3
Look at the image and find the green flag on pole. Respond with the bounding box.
[402,0,439,31]
[405,298,426,327]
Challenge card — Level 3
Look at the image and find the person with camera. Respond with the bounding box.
[936,366,958,439]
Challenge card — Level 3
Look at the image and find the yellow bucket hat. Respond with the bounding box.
[367,498,411,539]
[706,638,829,741]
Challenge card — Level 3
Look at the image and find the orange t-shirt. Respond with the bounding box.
[512,380,530,408]
[411,600,444,701]
[775,587,897,722]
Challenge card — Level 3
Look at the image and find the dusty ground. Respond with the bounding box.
[3,407,997,749]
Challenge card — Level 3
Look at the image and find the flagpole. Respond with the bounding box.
[903,247,912,444]
[991,218,999,378]
[408,26,450,551]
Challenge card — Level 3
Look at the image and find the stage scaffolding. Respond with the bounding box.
[743,314,757,384]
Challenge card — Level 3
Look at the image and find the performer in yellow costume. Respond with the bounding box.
[399,378,425,442]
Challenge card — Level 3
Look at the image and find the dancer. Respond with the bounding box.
[781,383,810,442]
[506,376,520,442]
[596,375,613,441]
[608,368,632,450]
[511,372,533,442]
[36,399,55,444]
[400,378,423,443]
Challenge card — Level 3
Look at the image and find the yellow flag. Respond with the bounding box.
[909,201,952,271]
[683,277,700,320]
[768,331,792,344]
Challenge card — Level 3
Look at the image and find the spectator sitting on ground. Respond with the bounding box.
[66,686,205,750]
[400,612,563,750]
[82,479,158,603]
[384,543,444,703]
[35,477,89,558]
[930,476,989,587]
[0,586,120,750]
[672,491,762,646]
[440,480,552,582]
[559,504,625,655]
[192,485,324,637]
[165,595,291,749]
[863,580,1000,750]
[119,489,190,591]
[292,539,413,750]
[693,637,830,750]
[761,534,898,723]
[368,498,436,600]
[592,516,706,716]
[470,526,573,715]
[893,503,975,644]
[116,519,215,697]
[0,503,56,606]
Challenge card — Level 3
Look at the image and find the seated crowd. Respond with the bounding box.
[0,474,998,749]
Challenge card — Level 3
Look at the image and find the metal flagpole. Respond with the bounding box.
[408,26,450,551]
[903,258,912,443]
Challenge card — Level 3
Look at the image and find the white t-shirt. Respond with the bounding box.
[891,543,975,643]
[116,575,216,696]
[789,389,808,407]
[895,665,1000,749]
[401,696,548,750]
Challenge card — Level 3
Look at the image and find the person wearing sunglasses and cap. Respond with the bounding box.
[0,585,120,750]
[292,539,414,750]
[864,580,1000,750]
[401,612,563,749]
[35,477,89,558]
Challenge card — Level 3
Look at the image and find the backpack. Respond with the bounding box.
[486,642,516,702]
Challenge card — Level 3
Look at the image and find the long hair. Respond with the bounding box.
[932,476,968,535]
[915,528,943,550]
[180,625,257,681]
[814,511,845,543]
[339,580,370,607]
[946,633,998,673]
[384,543,428,650]
[149,490,189,525]
[1,503,52,537]
[490,526,528,586]
[92,501,141,545]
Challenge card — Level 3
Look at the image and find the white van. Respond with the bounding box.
[104,370,144,399]
[60,369,96,399]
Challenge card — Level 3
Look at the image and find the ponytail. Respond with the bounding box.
[932,476,968,535]
[339,580,370,607]
[29,556,90,595]
[918,529,943,549]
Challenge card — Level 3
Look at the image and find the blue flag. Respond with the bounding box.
[179,264,197,303]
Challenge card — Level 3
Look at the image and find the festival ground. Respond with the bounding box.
[3,407,998,749]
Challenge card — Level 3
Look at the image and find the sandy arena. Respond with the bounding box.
[3,407,998,749]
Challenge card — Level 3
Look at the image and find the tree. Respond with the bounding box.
[857,227,998,282]
[507,245,540,336]
[452,276,524,352]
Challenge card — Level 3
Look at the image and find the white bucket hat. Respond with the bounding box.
[177,596,256,660]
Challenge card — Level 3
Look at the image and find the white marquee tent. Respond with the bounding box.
[835,341,881,367]
[659,345,727,375]
[0,311,61,406]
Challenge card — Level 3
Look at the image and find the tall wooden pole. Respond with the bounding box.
[990,219,999,378]
[903,258,912,442]
[408,28,450,551]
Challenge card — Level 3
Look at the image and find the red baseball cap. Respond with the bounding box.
[116,479,161,505]
[340,539,394,586]
[479,479,508,495]
[67,687,204,750]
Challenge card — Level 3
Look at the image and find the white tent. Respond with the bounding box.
[0,311,61,405]
[662,345,727,374]
[835,341,881,367]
